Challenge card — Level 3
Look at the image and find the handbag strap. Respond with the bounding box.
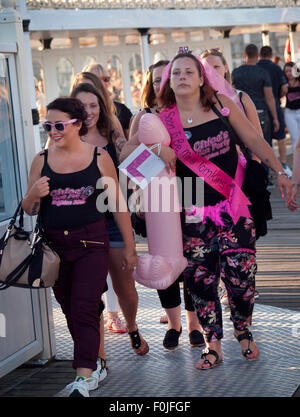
[211,101,250,160]
[0,254,33,290]
[8,201,24,229]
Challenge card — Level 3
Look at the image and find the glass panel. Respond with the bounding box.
[129,53,143,108]
[51,38,72,49]
[0,56,20,221]
[79,37,97,48]
[150,34,166,45]
[107,55,124,103]
[56,57,74,97]
[103,35,120,46]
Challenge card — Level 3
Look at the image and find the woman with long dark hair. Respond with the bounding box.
[70,83,149,358]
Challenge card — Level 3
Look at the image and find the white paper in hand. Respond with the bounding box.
[118,143,166,190]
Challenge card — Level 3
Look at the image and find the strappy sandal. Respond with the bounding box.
[196,348,222,370]
[234,330,259,361]
[128,328,149,355]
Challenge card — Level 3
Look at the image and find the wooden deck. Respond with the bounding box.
[254,180,300,312]
[0,157,299,398]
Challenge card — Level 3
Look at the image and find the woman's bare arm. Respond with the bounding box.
[239,92,263,162]
[21,153,49,215]
[217,94,296,209]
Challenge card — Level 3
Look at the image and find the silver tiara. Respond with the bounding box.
[178,46,193,54]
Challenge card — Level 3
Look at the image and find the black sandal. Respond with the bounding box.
[196,348,222,370]
[128,328,149,355]
[234,330,259,360]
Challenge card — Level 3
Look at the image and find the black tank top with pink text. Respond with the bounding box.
[176,117,238,207]
[40,147,104,229]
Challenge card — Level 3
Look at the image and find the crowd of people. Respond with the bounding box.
[25,43,299,396]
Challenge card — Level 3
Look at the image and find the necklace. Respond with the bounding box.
[187,117,193,124]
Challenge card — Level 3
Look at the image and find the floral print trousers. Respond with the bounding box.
[182,214,257,343]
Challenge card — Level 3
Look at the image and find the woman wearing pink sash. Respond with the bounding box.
[122,48,296,370]
[157,48,296,369]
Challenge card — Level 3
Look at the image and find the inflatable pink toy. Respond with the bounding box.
[133,113,188,290]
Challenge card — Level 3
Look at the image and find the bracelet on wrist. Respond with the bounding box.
[277,171,288,178]
[149,143,161,157]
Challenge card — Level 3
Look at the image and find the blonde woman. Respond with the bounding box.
[83,63,133,138]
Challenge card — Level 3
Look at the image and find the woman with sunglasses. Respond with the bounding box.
[128,60,205,350]
[121,48,296,370]
[22,97,137,396]
[70,83,149,358]
[83,63,133,139]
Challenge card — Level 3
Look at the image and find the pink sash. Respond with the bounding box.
[160,104,251,224]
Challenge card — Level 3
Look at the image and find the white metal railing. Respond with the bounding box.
[25,0,299,10]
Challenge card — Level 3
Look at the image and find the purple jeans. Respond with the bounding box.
[45,218,109,371]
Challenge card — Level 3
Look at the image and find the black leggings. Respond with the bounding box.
[157,273,194,311]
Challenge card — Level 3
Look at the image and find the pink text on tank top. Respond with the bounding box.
[287,91,300,102]
[193,130,230,159]
[50,186,95,207]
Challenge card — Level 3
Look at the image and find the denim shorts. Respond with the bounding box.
[107,217,125,248]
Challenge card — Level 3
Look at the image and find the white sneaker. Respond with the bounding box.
[90,358,107,390]
[68,377,90,397]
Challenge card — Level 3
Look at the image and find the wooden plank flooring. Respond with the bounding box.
[254,173,300,311]
[0,154,299,397]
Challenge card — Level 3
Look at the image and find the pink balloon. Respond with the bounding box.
[138,113,171,146]
[133,113,187,290]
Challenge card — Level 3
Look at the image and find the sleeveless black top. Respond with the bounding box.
[176,118,238,207]
[286,85,300,110]
[103,141,118,170]
[40,147,104,229]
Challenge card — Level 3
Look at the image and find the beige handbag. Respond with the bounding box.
[0,202,60,290]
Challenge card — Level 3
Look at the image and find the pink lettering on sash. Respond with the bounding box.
[160,104,250,224]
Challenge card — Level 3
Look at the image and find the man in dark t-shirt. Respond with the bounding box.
[232,44,279,148]
[258,46,291,177]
